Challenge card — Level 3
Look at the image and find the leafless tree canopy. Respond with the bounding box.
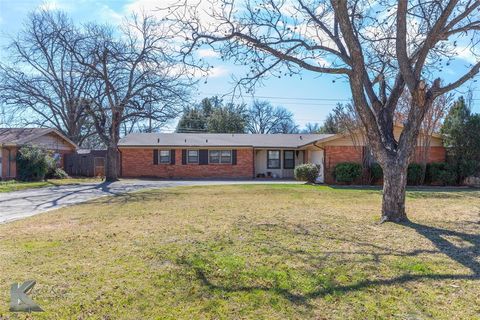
[170,0,480,221]
[247,100,298,133]
[57,13,195,180]
[0,11,94,145]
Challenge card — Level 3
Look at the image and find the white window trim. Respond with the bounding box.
[208,150,232,164]
[187,149,199,164]
[158,150,171,164]
[267,150,281,169]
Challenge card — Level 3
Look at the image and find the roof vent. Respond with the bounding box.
[300,135,303,140]
[206,139,208,143]
[185,139,187,143]
[157,138,160,143]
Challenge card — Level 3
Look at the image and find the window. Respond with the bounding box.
[209,150,232,164]
[159,150,171,164]
[220,150,232,164]
[267,150,280,169]
[284,150,295,169]
[187,150,199,163]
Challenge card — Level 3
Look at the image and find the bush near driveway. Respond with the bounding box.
[294,163,319,183]
[17,145,56,181]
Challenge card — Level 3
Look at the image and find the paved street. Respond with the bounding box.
[0,179,301,223]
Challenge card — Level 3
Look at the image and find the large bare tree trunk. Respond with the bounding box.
[381,161,409,222]
[105,144,119,182]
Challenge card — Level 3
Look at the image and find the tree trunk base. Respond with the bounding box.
[380,214,410,224]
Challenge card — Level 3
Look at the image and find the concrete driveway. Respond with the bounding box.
[0,179,301,224]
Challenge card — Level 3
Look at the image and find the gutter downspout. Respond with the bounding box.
[313,141,326,184]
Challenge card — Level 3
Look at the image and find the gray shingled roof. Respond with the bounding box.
[118,133,335,148]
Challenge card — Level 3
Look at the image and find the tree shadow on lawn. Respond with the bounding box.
[328,184,480,193]
[179,220,480,307]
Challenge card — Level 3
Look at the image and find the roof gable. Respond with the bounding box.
[0,128,77,149]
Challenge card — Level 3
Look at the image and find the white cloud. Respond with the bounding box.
[197,48,219,58]
[123,0,160,16]
[207,65,229,78]
[454,45,478,64]
[38,0,70,11]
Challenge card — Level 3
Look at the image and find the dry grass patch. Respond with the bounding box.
[0,177,103,193]
[0,184,479,319]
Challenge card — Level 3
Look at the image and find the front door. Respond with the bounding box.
[310,150,324,183]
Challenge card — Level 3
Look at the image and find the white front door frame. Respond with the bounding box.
[309,149,325,183]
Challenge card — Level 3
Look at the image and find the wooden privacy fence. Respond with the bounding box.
[64,150,107,177]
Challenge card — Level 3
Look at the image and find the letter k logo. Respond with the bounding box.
[10,280,43,312]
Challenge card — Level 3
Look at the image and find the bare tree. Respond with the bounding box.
[396,90,453,183]
[0,10,94,145]
[302,122,322,133]
[171,0,480,222]
[63,14,193,181]
[247,100,298,133]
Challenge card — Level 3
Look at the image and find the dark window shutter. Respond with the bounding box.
[170,150,176,165]
[182,149,187,165]
[232,149,237,165]
[153,149,158,165]
[199,149,208,165]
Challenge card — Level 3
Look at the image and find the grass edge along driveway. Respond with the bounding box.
[0,177,103,193]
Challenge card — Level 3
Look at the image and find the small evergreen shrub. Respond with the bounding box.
[437,169,457,186]
[426,162,457,185]
[49,168,69,179]
[334,162,362,184]
[370,163,383,183]
[294,163,319,183]
[17,145,56,181]
[407,163,423,185]
[458,159,478,181]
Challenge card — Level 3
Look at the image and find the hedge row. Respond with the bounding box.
[334,161,459,185]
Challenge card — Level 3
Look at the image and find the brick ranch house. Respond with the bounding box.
[119,125,445,184]
[0,128,77,180]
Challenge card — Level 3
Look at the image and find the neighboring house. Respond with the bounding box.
[118,125,446,183]
[0,128,77,180]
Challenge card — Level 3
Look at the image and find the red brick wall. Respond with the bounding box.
[120,148,254,179]
[412,146,446,163]
[324,145,447,184]
[324,146,364,184]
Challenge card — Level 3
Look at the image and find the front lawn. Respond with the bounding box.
[0,177,103,193]
[0,184,479,319]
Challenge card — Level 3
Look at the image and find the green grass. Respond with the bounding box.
[0,177,103,192]
[0,184,479,319]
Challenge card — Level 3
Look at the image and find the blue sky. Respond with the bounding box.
[1,0,479,132]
